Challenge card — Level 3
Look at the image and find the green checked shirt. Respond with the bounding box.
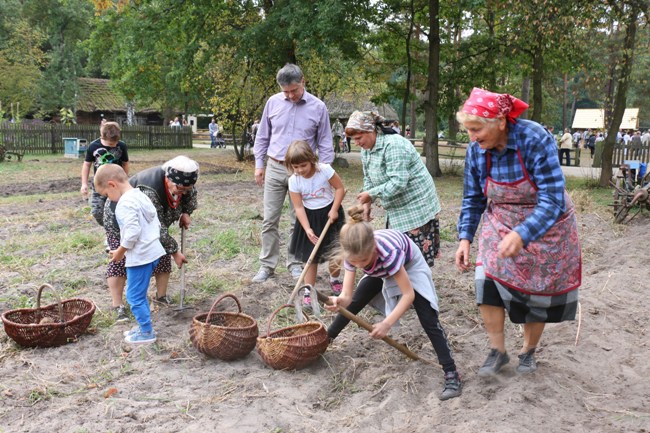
[362,133,441,233]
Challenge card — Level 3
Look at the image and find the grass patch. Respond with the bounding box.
[192,273,227,297]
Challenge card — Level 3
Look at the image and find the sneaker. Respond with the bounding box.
[123,326,139,337]
[252,267,274,283]
[302,290,312,311]
[155,295,173,305]
[330,279,343,295]
[113,305,129,323]
[124,329,156,345]
[516,348,537,374]
[290,267,303,280]
[439,371,462,401]
[478,349,510,377]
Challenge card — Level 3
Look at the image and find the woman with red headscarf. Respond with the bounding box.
[455,88,581,377]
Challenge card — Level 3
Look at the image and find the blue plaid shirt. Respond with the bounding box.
[457,119,566,246]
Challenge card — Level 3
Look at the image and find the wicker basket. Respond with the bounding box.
[189,293,258,360]
[257,304,329,370]
[1,284,96,348]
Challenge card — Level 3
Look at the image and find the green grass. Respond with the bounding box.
[0,147,617,313]
[192,273,227,297]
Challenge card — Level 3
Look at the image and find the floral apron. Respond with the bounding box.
[477,150,581,295]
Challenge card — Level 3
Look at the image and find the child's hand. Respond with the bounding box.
[327,210,339,222]
[108,249,124,263]
[370,320,391,339]
[324,294,351,312]
[306,228,319,245]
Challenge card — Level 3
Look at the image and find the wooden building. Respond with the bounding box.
[75,78,165,126]
[324,95,398,124]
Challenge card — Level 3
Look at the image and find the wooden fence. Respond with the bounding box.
[0,123,192,155]
[612,141,650,165]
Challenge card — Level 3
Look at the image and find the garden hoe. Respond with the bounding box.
[286,218,333,322]
[173,227,193,312]
[313,288,436,366]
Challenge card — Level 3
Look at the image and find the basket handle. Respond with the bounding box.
[36,283,64,322]
[266,304,313,336]
[205,293,242,325]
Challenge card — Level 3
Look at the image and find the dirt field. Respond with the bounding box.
[0,149,648,433]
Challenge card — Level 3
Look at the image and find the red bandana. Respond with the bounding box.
[164,177,181,209]
[462,87,529,123]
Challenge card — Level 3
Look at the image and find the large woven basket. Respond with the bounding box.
[257,304,329,370]
[1,284,96,348]
[189,293,258,360]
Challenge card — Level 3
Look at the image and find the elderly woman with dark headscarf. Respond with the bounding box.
[455,88,581,378]
[104,156,199,321]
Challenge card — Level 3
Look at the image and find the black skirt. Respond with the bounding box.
[289,203,345,264]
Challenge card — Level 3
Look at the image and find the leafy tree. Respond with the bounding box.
[0,2,46,118]
[23,0,95,114]
[599,0,648,186]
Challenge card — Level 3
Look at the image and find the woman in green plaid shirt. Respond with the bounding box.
[327,111,461,401]
[348,111,441,265]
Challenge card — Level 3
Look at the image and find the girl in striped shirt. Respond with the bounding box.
[325,205,462,401]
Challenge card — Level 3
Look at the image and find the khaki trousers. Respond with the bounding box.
[259,158,301,271]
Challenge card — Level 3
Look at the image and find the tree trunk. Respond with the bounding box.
[409,26,420,140]
[562,73,568,131]
[520,77,530,120]
[126,102,135,126]
[401,0,415,136]
[424,0,441,177]
[486,0,497,89]
[531,47,543,122]
[600,7,638,187]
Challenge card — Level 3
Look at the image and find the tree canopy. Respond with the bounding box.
[0,0,647,177]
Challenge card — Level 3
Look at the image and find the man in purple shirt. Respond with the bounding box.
[252,63,334,283]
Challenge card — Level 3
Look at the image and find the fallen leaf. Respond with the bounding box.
[104,388,118,398]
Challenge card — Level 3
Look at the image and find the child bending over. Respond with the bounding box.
[94,164,166,344]
[285,140,345,307]
[325,205,462,401]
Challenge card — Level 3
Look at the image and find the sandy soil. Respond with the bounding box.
[0,153,648,433]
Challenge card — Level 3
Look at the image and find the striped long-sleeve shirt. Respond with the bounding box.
[344,229,413,278]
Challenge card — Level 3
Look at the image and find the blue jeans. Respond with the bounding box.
[126,258,160,333]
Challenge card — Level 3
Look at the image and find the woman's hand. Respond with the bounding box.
[370,320,391,339]
[455,239,472,271]
[179,213,191,229]
[327,210,339,222]
[498,231,524,258]
[80,184,89,198]
[172,251,188,268]
[357,191,372,205]
[361,201,373,221]
[324,294,351,312]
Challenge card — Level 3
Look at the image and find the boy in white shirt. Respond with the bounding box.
[94,164,166,344]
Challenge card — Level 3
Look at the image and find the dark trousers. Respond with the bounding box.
[559,149,571,166]
[327,276,457,373]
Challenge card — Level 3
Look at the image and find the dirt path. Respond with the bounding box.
[0,151,648,433]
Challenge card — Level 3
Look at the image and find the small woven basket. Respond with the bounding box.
[257,304,329,370]
[189,293,258,360]
[1,284,96,348]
